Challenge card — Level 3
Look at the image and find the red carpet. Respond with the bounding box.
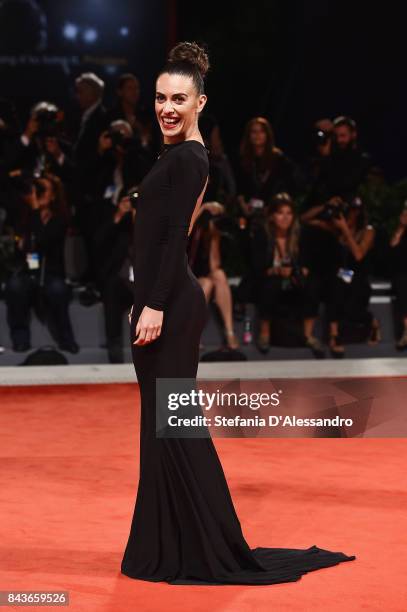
[1,383,406,611]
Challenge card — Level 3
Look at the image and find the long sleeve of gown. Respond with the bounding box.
[145,146,207,311]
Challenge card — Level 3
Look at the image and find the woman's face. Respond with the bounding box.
[271,204,294,231]
[155,72,207,142]
[249,122,267,147]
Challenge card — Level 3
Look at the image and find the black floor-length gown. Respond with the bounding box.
[121,139,355,585]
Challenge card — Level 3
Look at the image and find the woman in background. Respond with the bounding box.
[250,192,307,353]
[187,201,239,349]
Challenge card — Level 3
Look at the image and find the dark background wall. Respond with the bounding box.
[1,0,405,179]
[177,1,406,180]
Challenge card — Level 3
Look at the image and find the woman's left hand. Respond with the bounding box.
[133,306,163,345]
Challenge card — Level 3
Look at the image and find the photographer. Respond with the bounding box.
[389,204,407,350]
[302,196,379,358]
[249,193,308,354]
[303,116,371,218]
[12,101,74,183]
[78,119,150,287]
[106,73,159,162]
[4,173,78,353]
[325,116,371,202]
[93,191,136,363]
[94,119,151,206]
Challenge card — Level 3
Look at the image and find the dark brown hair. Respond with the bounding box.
[38,174,71,224]
[158,41,210,95]
[239,116,281,174]
[265,192,300,260]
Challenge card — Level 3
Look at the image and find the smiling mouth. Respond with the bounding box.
[161,116,180,128]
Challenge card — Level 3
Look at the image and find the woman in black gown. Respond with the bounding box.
[121,41,355,585]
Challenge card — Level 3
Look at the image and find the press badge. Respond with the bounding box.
[337,267,354,284]
[26,252,40,270]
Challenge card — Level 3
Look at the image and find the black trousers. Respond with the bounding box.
[302,270,372,326]
[4,272,77,346]
[101,274,134,348]
[255,275,303,319]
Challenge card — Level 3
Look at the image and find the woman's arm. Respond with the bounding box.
[390,225,406,248]
[134,149,207,345]
[338,222,375,261]
[390,209,407,247]
[145,148,208,310]
[300,203,325,223]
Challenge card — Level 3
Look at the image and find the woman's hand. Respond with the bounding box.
[114,196,132,224]
[133,306,163,345]
[98,130,113,155]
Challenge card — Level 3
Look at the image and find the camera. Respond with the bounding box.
[319,196,362,221]
[107,126,128,149]
[313,128,331,148]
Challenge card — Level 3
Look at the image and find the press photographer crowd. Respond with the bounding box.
[1,72,407,363]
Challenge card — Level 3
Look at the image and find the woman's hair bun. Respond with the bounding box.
[168,41,210,78]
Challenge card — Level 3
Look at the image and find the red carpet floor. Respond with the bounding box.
[1,383,406,611]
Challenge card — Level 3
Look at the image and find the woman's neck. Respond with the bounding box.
[274,227,288,238]
[163,128,203,146]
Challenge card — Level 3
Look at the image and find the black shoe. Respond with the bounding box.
[13,341,31,352]
[304,335,326,359]
[58,340,80,354]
